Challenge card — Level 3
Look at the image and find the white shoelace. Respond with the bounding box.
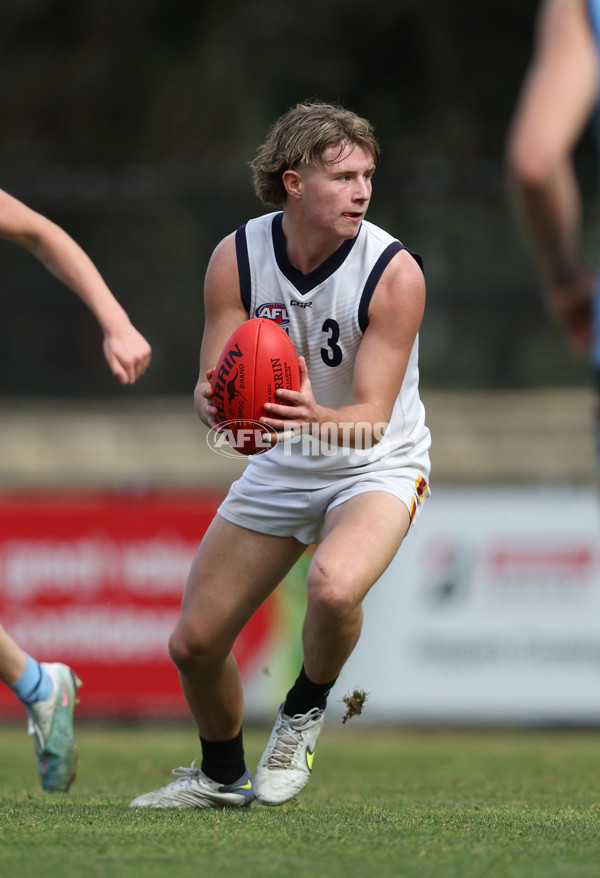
[171,757,202,779]
[265,709,322,769]
[265,722,301,769]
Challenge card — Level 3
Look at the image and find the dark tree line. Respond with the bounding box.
[0,0,594,394]
[0,0,541,167]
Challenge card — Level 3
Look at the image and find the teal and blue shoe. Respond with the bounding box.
[130,760,255,809]
[27,663,82,792]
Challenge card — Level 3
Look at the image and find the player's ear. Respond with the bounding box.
[282,169,302,200]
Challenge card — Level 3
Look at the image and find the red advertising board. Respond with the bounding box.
[0,492,278,718]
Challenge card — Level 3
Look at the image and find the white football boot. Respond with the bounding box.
[254,704,325,805]
[129,759,254,809]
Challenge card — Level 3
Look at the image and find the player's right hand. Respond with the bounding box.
[547,271,593,354]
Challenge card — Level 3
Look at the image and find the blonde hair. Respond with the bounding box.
[251,100,380,206]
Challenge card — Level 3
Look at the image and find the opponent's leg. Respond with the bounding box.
[0,624,82,792]
[0,623,27,685]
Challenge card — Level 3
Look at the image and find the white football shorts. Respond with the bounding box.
[217,466,430,546]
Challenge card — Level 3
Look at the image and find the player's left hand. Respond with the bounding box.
[259,356,321,432]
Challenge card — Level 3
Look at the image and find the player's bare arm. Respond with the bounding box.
[0,188,152,384]
[195,233,249,427]
[261,248,425,446]
[506,0,598,351]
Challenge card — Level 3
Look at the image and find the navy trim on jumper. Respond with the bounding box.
[358,245,424,332]
[271,212,358,296]
[410,250,424,273]
[235,224,251,314]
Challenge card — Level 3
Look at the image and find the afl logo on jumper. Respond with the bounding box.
[255,303,290,329]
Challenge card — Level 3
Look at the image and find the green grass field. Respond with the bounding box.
[1,721,599,878]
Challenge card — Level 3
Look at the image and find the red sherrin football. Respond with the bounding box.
[210,318,300,455]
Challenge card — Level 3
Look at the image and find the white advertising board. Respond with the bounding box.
[269,486,600,725]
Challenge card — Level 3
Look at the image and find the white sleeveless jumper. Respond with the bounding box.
[235,211,431,489]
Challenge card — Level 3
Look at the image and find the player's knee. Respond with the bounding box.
[168,623,220,671]
[168,627,193,670]
[306,563,358,623]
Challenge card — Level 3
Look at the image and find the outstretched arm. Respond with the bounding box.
[0,189,152,384]
[506,0,599,352]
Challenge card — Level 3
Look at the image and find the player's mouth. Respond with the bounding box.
[342,211,363,222]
